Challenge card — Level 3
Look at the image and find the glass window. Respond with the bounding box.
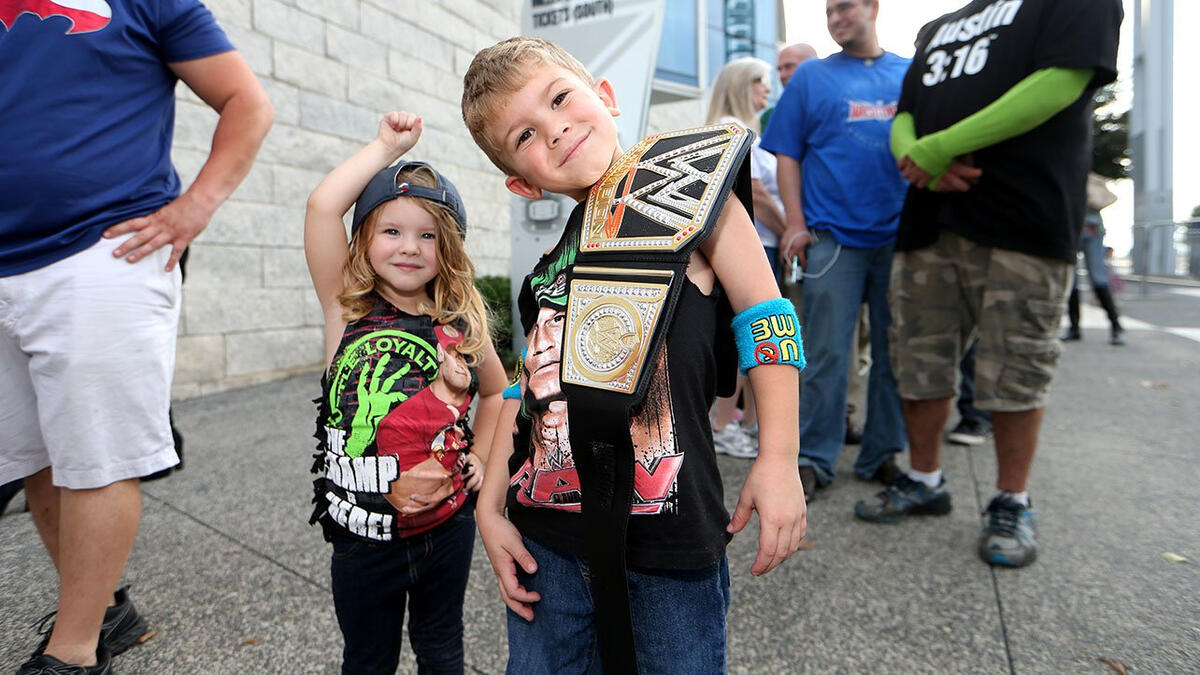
[656,0,700,86]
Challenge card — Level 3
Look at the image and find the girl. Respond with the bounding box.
[704,57,788,459]
[305,111,506,674]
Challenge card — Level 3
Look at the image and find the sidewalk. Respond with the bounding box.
[2,283,1198,673]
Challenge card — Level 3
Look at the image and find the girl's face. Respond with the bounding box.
[366,198,440,311]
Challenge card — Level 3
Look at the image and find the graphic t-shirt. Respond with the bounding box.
[506,216,732,571]
[313,299,475,542]
[0,0,233,276]
[759,51,911,248]
[895,0,1122,262]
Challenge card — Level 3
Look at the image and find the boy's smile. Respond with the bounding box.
[487,64,622,202]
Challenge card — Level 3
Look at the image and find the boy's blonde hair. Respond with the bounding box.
[339,165,491,364]
[705,57,771,134]
[462,36,594,176]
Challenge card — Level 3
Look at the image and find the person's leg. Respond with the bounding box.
[505,538,599,675]
[330,536,408,674]
[992,409,1044,493]
[627,558,730,674]
[973,246,1072,566]
[856,232,969,524]
[38,479,142,665]
[948,341,993,445]
[844,304,866,444]
[1064,277,1081,337]
[1081,232,1124,340]
[407,509,475,674]
[796,233,867,485]
[854,241,907,480]
[17,235,181,666]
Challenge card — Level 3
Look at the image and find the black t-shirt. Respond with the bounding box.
[506,214,732,571]
[896,0,1122,262]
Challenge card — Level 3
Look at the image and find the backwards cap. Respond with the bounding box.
[351,161,467,236]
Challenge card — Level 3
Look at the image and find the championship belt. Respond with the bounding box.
[561,123,753,672]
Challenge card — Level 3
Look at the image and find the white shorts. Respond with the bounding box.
[0,235,182,489]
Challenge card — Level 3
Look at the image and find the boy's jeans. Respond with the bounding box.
[330,507,475,675]
[506,537,730,674]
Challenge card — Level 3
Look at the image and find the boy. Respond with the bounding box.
[462,37,806,672]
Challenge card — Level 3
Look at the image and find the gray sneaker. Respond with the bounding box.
[854,475,952,524]
[713,423,757,459]
[979,494,1037,567]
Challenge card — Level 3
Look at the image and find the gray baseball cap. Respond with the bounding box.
[351,161,467,237]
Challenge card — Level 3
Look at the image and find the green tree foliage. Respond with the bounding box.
[1092,84,1130,180]
[475,275,517,372]
[1192,203,1200,219]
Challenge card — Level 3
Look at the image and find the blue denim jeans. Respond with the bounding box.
[506,537,730,674]
[797,232,906,484]
[956,340,992,428]
[329,507,475,675]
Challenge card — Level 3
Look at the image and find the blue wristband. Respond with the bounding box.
[732,298,805,374]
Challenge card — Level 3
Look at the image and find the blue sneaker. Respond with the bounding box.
[979,494,1037,567]
[853,475,952,524]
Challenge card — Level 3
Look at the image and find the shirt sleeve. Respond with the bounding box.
[749,139,767,181]
[758,69,809,162]
[1032,0,1122,89]
[158,0,235,64]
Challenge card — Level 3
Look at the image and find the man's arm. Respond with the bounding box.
[900,67,1093,187]
[750,179,786,237]
[775,155,810,268]
[104,51,273,270]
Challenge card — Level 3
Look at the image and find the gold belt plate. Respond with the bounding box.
[563,270,673,395]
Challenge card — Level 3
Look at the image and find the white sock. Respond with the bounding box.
[997,490,1030,507]
[906,467,942,488]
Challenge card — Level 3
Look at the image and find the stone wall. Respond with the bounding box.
[173,0,705,398]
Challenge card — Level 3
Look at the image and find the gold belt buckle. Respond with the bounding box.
[563,267,674,395]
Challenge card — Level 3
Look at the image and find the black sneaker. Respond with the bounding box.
[34,586,154,659]
[0,478,24,515]
[844,417,863,445]
[866,456,903,485]
[946,419,992,446]
[18,643,112,674]
[979,494,1038,567]
[799,465,819,504]
[1059,326,1082,341]
[854,475,952,524]
[1109,327,1126,346]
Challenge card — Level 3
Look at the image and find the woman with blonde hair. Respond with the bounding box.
[706,56,789,458]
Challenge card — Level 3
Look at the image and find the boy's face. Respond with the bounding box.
[487,64,622,202]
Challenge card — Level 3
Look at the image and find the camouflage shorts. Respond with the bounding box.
[888,230,1072,411]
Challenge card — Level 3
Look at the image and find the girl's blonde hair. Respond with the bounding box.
[705,57,772,133]
[339,165,491,364]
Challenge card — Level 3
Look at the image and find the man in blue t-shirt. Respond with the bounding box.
[760,0,908,499]
[0,2,272,672]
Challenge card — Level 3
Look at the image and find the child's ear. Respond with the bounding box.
[594,78,621,118]
[505,175,543,200]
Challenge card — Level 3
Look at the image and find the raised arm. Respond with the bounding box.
[305,112,423,362]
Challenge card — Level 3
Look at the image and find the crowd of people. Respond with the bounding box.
[0,0,1122,672]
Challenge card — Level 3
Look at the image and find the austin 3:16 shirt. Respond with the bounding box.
[896,0,1122,263]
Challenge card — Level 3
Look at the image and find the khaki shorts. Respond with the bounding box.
[888,230,1072,411]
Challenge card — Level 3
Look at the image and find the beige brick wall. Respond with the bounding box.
[174,0,705,398]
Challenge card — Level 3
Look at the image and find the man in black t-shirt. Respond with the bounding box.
[852,0,1122,568]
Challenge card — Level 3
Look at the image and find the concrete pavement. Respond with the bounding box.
[2,282,1198,673]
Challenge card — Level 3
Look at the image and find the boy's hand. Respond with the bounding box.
[102,190,215,271]
[727,456,807,576]
[478,510,541,621]
[378,110,423,158]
